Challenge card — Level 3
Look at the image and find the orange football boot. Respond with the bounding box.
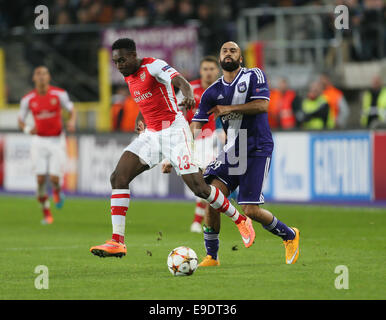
[283,227,300,264]
[41,215,54,225]
[198,255,220,267]
[237,217,255,248]
[90,240,127,258]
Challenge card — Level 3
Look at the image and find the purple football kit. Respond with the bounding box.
[192,67,273,205]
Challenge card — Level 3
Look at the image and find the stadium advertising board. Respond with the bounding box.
[62,136,78,193]
[271,132,311,201]
[3,134,80,193]
[309,132,372,201]
[102,26,200,84]
[77,134,183,198]
[1,131,378,202]
[3,134,36,191]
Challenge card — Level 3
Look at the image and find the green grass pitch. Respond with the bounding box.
[0,195,385,300]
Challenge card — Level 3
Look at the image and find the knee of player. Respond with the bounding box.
[192,184,210,199]
[49,176,59,185]
[195,190,208,199]
[37,176,46,185]
[110,171,128,189]
[242,205,260,218]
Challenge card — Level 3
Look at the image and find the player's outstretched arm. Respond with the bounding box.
[18,98,36,135]
[172,75,195,110]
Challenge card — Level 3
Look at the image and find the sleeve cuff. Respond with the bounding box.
[170,72,180,79]
[250,96,270,101]
[192,118,209,122]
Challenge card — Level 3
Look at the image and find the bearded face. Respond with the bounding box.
[220,54,241,72]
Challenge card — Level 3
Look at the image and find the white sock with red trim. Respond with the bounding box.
[206,185,245,224]
[111,189,130,243]
[193,198,206,224]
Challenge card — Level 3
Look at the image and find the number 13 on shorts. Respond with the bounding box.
[177,155,191,171]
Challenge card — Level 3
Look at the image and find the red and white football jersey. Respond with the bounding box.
[19,86,73,136]
[124,57,182,132]
[184,79,215,140]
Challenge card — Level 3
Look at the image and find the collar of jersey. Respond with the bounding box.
[221,68,245,87]
[127,59,147,79]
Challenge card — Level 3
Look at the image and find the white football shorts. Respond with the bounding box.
[30,134,66,177]
[124,114,199,175]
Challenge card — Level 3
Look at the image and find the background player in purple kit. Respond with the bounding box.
[190,41,300,266]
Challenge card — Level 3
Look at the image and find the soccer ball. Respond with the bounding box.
[167,246,198,276]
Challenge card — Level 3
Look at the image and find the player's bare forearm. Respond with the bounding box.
[190,121,204,139]
[172,75,193,99]
[18,118,25,130]
[172,75,195,109]
[208,99,269,119]
[231,99,269,114]
[67,109,76,132]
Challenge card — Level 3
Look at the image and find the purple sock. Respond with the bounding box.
[263,216,295,241]
[204,230,219,260]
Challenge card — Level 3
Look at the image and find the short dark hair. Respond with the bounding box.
[112,38,136,52]
[200,56,219,67]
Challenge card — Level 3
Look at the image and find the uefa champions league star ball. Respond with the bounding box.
[167,246,198,276]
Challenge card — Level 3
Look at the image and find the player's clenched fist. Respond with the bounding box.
[161,160,173,174]
[136,120,146,134]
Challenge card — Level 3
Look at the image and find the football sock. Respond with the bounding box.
[38,195,51,218]
[193,198,206,224]
[53,186,61,197]
[111,189,130,244]
[206,185,245,224]
[203,226,219,260]
[263,216,295,241]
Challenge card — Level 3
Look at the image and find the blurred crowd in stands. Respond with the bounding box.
[1,0,384,59]
[337,0,386,61]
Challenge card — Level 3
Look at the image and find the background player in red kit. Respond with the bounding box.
[89,38,255,258]
[18,66,76,224]
[173,56,220,233]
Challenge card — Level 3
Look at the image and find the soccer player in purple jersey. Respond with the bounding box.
[190,41,300,266]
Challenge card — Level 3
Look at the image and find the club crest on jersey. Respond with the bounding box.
[50,97,57,105]
[237,81,247,93]
[140,72,146,81]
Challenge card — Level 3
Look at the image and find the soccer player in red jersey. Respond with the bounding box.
[18,66,76,224]
[90,38,255,258]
